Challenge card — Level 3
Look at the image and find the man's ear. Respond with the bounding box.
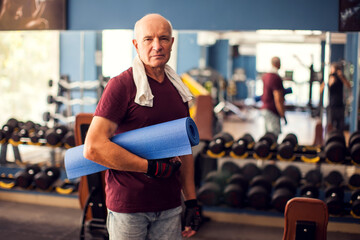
[132,39,138,51]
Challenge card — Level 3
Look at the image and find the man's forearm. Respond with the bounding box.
[179,154,197,200]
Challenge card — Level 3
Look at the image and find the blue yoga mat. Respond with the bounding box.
[64,117,199,179]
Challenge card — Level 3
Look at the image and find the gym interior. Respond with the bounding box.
[1,0,360,239]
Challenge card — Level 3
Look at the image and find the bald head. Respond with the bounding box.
[271,57,281,70]
[134,13,173,40]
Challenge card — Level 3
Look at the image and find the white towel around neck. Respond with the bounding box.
[132,55,193,107]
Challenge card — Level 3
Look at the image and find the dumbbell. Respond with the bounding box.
[11,121,39,144]
[206,132,234,158]
[277,133,298,161]
[29,126,49,144]
[305,169,322,187]
[282,165,302,186]
[253,132,277,159]
[348,131,360,165]
[324,170,344,187]
[0,173,16,189]
[17,120,37,138]
[43,111,74,123]
[223,173,248,208]
[62,130,75,149]
[262,164,281,183]
[350,189,360,218]
[299,169,322,199]
[0,129,5,143]
[348,173,360,190]
[34,166,61,190]
[247,175,272,210]
[270,165,301,212]
[271,175,298,212]
[45,125,69,146]
[197,170,229,206]
[300,183,319,199]
[2,118,19,140]
[241,162,262,182]
[230,133,255,158]
[325,185,345,215]
[15,164,42,189]
[55,178,80,195]
[324,130,346,164]
[220,161,241,177]
[197,181,222,206]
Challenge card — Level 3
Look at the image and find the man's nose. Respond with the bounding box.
[152,38,162,51]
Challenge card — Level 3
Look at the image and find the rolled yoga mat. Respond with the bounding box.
[65,117,199,179]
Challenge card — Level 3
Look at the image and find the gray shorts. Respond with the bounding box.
[107,206,182,240]
[261,109,281,137]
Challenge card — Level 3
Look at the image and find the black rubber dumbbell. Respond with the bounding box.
[230,133,255,158]
[17,120,37,138]
[29,126,49,144]
[1,118,19,140]
[282,165,302,186]
[324,170,344,187]
[253,132,277,159]
[0,172,16,189]
[197,170,226,206]
[262,164,281,184]
[300,183,319,199]
[222,173,249,208]
[197,170,229,206]
[55,178,80,195]
[325,185,345,215]
[350,189,360,218]
[299,169,322,199]
[223,173,249,208]
[247,175,272,210]
[271,175,298,212]
[324,130,346,164]
[348,173,360,190]
[45,125,69,146]
[15,164,42,189]
[241,163,262,182]
[0,129,6,143]
[277,133,298,161]
[348,131,360,165]
[305,169,322,187]
[62,130,75,149]
[34,166,61,190]
[220,161,241,177]
[206,132,234,158]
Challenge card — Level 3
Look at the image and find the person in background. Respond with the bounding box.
[261,56,286,138]
[321,62,351,131]
[83,13,200,240]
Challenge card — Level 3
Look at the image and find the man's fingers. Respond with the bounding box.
[182,227,196,238]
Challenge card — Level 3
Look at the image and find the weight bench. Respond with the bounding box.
[74,113,108,240]
[282,197,328,240]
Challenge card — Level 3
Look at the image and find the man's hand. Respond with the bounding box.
[182,199,201,238]
[145,157,181,178]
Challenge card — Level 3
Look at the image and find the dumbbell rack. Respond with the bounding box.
[0,74,109,209]
[197,132,360,234]
[44,74,109,125]
[200,157,360,234]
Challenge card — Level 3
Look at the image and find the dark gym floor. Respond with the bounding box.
[1,200,360,240]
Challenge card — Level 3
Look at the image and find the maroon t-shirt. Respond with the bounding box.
[261,72,284,116]
[94,67,189,213]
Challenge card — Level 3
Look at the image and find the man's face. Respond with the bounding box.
[133,16,174,69]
